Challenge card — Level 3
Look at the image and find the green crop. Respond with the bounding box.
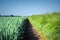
[28,12,60,40]
[0,17,26,40]
[0,12,60,40]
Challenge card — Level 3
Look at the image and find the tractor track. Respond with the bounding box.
[24,19,40,40]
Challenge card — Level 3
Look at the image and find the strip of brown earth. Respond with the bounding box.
[24,19,40,40]
[29,19,48,40]
[32,26,48,40]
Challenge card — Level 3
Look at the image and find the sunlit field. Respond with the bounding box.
[28,12,60,40]
[0,12,60,40]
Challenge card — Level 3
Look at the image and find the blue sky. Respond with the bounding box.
[0,0,60,16]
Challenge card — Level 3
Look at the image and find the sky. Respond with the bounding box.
[0,0,60,16]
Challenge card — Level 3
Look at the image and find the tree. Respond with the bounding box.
[10,15,14,17]
[0,15,2,16]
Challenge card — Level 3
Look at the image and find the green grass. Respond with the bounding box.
[0,17,26,40]
[0,12,60,40]
[28,12,60,40]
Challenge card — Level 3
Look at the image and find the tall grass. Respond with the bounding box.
[28,12,60,40]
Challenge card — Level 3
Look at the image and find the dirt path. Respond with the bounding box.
[27,19,48,40]
[24,19,41,40]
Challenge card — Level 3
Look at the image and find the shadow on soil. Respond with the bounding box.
[24,18,39,40]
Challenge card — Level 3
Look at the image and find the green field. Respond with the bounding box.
[0,12,60,40]
[0,17,26,40]
[28,12,60,40]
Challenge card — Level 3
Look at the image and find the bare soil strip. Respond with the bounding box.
[28,19,48,40]
[24,19,41,40]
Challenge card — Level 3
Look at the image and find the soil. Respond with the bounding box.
[24,19,41,40]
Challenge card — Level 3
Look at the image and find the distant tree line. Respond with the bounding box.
[0,15,21,17]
